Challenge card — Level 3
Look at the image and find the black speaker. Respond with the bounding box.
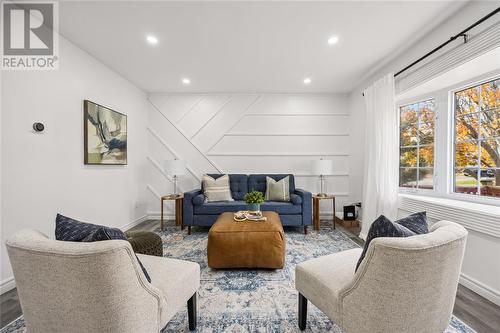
[343,205,356,220]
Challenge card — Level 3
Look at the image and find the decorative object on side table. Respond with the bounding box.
[310,159,333,197]
[161,194,183,231]
[312,194,336,230]
[164,159,186,195]
[244,190,264,212]
[83,100,127,165]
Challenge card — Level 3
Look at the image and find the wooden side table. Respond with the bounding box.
[313,195,336,230]
[160,195,183,231]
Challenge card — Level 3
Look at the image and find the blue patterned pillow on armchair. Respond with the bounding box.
[55,214,151,282]
[355,212,428,272]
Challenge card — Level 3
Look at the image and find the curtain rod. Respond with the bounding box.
[362,6,500,97]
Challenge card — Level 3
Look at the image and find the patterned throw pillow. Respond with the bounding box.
[55,214,151,283]
[265,176,290,202]
[202,174,234,202]
[355,212,428,272]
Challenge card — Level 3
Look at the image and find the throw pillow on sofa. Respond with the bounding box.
[55,214,151,282]
[355,212,428,272]
[265,176,290,202]
[202,174,234,202]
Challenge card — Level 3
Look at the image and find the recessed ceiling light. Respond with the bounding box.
[146,35,158,45]
[328,35,339,46]
[182,78,191,85]
[303,78,312,85]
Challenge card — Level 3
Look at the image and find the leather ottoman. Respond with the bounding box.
[207,211,285,269]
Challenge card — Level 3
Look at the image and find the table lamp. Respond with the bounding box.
[311,159,333,197]
[164,159,186,196]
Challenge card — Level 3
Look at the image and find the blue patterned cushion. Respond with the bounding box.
[355,214,420,272]
[55,214,151,282]
[55,214,101,241]
[397,212,429,234]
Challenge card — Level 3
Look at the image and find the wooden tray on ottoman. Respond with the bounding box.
[207,211,285,269]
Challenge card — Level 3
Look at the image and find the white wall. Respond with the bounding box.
[348,1,500,305]
[0,37,149,293]
[146,94,351,217]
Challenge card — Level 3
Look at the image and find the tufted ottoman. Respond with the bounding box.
[125,231,163,257]
[207,211,285,269]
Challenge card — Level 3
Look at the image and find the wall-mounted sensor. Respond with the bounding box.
[33,122,45,132]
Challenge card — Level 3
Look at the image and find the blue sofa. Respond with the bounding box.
[183,174,312,233]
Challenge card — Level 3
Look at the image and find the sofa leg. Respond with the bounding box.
[304,226,308,235]
[298,293,307,330]
[188,293,197,331]
[188,226,191,235]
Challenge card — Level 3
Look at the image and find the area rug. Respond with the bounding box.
[1,225,475,333]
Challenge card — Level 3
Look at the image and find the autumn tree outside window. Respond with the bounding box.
[454,78,499,198]
[399,99,436,190]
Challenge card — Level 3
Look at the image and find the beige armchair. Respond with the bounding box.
[6,229,200,333]
[295,220,467,333]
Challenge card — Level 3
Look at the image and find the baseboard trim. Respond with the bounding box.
[0,277,15,294]
[460,273,500,306]
[120,214,149,232]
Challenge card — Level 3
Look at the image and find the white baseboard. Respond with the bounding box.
[147,211,174,220]
[0,277,15,294]
[460,273,500,306]
[120,214,149,231]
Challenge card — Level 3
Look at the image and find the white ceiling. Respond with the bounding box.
[59,1,466,93]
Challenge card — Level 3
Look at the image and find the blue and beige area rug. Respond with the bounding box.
[1,225,475,333]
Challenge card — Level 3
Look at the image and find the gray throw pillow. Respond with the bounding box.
[265,176,290,202]
[202,174,234,202]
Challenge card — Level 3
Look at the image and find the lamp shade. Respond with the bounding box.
[310,159,333,175]
[164,159,186,176]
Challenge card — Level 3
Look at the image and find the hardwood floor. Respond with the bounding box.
[2,219,499,332]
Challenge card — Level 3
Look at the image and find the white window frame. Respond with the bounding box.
[397,97,437,194]
[448,74,500,205]
[397,69,500,207]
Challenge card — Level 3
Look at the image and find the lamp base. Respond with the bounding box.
[316,193,328,197]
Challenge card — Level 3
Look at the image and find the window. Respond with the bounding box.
[399,99,435,190]
[453,78,499,198]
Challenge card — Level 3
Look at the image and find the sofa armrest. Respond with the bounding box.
[183,189,203,226]
[295,189,312,226]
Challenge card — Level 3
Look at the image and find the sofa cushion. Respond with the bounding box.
[265,176,291,202]
[202,174,234,202]
[193,200,302,215]
[248,174,295,194]
[290,193,302,205]
[137,254,200,325]
[207,174,248,200]
[261,201,302,214]
[192,194,205,206]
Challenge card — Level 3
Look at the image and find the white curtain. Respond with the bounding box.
[360,73,399,239]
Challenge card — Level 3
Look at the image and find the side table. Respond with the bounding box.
[312,195,336,230]
[160,194,183,231]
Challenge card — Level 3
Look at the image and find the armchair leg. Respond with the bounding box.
[304,226,308,235]
[188,226,192,235]
[187,293,197,331]
[298,293,307,330]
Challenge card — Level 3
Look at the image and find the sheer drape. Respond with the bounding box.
[361,73,399,239]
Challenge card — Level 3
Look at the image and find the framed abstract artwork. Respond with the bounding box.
[83,100,127,165]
